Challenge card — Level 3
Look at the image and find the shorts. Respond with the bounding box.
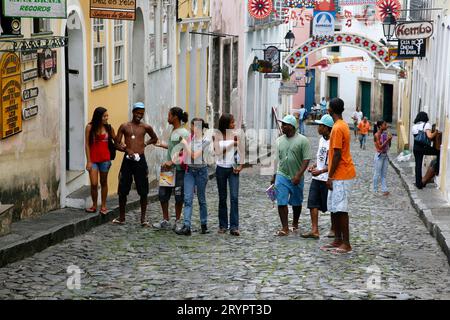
[275,174,304,207]
[307,179,328,213]
[327,179,353,213]
[159,170,185,204]
[91,161,111,173]
[118,155,149,197]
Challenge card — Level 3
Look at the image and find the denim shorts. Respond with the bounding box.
[92,161,111,173]
[275,174,304,207]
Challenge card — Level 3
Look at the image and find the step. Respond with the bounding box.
[0,205,14,237]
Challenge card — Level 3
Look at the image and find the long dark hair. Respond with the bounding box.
[374,119,385,137]
[89,107,107,146]
[170,107,189,123]
[414,111,429,124]
[218,113,234,135]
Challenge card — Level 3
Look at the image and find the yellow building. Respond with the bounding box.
[176,0,211,120]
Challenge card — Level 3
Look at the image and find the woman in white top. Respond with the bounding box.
[213,114,243,236]
[412,111,440,189]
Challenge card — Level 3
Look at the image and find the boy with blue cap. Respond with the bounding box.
[271,115,311,236]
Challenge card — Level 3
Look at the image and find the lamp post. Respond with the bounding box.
[382,10,397,42]
[284,30,295,51]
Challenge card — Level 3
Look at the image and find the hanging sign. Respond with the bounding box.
[0,53,22,139]
[90,0,137,20]
[22,105,38,120]
[313,11,335,37]
[397,39,426,58]
[38,48,57,80]
[2,0,67,18]
[395,22,433,40]
[264,46,281,73]
[22,87,39,101]
[22,68,38,83]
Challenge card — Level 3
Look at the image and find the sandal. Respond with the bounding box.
[100,208,108,215]
[141,221,151,228]
[320,244,338,251]
[275,230,289,237]
[112,218,125,225]
[301,231,320,239]
[331,248,353,255]
[85,207,97,213]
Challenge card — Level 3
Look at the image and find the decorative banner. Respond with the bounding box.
[398,39,426,58]
[0,53,22,139]
[282,7,313,25]
[248,0,274,19]
[376,0,401,21]
[283,0,316,8]
[339,0,376,5]
[313,11,335,37]
[90,0,137,20]
[3,0,67,18]
[264,46,281,73]
[297,57,309,69]
[395,21,433,40]
[315,0,336,11]
[38,49,57,80]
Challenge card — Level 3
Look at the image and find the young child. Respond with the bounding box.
[373,120,392,196]
[301,114,335,239]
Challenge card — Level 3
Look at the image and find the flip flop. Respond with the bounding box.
[301,232,320,239]
[331,248,353,255]
[112,218,125,225]
[320,244,338,251]
[141,221,151,228]
[275,230,289,237]
[85,207,97,213]
[100,208,108,215]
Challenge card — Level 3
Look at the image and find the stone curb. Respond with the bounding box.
[0,153,272,268]
[389,157,450,264]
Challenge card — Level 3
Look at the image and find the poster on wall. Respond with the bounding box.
[90,0,137,20]
[3,0,67,18]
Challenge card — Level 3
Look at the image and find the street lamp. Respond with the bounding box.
[382,10,397,42]
[284,30,295,51]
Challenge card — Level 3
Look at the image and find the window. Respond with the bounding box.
[192,0,198,15]
[92,19,107,87]
[149,5,156,70]
[33,18,51,34]
[161,4,169,67]
[203,0,209,14]
[113,20,125,82]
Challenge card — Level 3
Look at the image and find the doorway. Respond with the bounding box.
[65,11,85,182]
[360,81,371,120]
[382,83,393,123]
[132,8,145,105]
[327,76,338,99]
[305,69,316,112]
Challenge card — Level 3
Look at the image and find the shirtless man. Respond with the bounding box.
[113,102,158,226]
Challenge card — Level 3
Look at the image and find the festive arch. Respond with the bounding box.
[283,33,396,71]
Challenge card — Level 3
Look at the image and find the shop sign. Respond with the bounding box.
[3,0,67,18]
[38,49,57,80]
[264,73,282,79]
[22,105,38,120]
[313,11,335,37]
[279,82,299,95]
[21,50,38,62]
[0,53,22,139]
[22,87,39,101]
[398,39,426,58]
[395,21,433,40]
[22,68,38,83]
[264,46,281,73]
[90,0,137,21]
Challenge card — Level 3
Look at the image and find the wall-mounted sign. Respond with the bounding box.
[264,73,282,79]
[22,105,38,120]
[313,11,335,37]
[398,39,426,58]
[3,0,67,18]
[22,68,38,83]
[395,22,433,40]
[38,49,57,80]
[90,0,137,20]
[22,87,39,101]
[21,50,38,63]
[0,53,22,139]
[279,82,299,95]
[264,46,281,73]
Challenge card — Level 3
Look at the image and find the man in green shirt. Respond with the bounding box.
[271,115,311,236]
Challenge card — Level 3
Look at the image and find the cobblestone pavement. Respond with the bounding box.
[1,125,450,300]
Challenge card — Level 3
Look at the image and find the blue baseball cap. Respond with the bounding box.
[315,114,334,128]
[279,115,298,129]
[133,102,145,111]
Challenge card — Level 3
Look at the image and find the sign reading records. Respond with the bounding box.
[90,0,136,21]
[3,0,67,18]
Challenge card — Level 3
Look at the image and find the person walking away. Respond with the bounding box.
[302,114,334,239]
[321,98,356,254]
[358,117,371,149]
[85,107,119,215]
[412,111,440,189]
[351,107,363,140]
[271,115,311,236]
[298,104,306,136]
[154,107,190,230]
[113,102,158,226]
[373,120,392,196]
[176,118,211,236]
[320,97,327,116]
[213,113,244,236]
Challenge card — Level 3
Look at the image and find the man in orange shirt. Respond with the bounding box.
[321,98,356,254]
[357,117,371,150]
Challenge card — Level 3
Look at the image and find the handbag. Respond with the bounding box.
[414,123,431,147]
[106,125,117,160]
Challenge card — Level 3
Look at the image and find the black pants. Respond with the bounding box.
[413,144,440,188]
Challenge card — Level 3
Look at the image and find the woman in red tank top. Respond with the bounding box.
[85,107,118,215]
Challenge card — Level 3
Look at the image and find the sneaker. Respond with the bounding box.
[152,220,171,230]
[175,225,191,236]
[201,224,210,234]
[173,219,184,231]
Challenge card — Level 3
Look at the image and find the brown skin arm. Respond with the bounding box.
[85,125,92,171]
[292,159,310,185]
[115,124,127,153]
[144,125,158,146]
[426,129,439,140]
[326,148,342,190]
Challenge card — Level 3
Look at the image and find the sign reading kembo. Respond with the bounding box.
[3,0,67,18]
[90,0,136,21]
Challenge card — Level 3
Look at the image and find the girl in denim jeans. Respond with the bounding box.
[176,118,211,236]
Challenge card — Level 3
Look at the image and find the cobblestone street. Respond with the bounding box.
[1,125,450,300]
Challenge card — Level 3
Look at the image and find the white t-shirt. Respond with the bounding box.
[313,137,330,182]
[352,111,363,123]
[216,140,237,168]
[412,122,432,135]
